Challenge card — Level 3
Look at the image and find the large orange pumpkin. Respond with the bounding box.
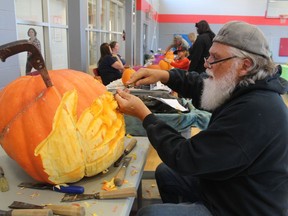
[0,40,125,184]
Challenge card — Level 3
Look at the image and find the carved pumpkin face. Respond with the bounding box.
[0,69,125,184]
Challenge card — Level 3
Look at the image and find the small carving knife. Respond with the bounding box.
[61,187,137,202]
[114,157,132,187]
[0,209,53,216]
[18,182,84,194]
[114,138,137,167]
[9,201,85,216]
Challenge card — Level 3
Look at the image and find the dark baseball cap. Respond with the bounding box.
[173,46,188,54]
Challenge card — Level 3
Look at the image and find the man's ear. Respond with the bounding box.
[239,58,252,76]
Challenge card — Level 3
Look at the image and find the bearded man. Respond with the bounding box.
[114,21,288,216]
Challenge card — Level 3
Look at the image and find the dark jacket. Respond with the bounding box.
[143,68,288,215]
[188,32,214,73]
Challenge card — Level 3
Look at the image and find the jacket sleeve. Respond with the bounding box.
[166,68,207,109]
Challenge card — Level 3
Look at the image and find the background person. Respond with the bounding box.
[97,42,124,85]
[109,41,126,65]
[26,28,41,75]
[115,21,288,216]
[187,32,197,46]
[164,35,189,54]
[188,20,215,73]
[164,46,190,70]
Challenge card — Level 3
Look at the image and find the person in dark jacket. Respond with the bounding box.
[114,21,288,216]
[188,20,215,73]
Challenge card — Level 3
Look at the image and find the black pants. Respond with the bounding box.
[155,162,201,203]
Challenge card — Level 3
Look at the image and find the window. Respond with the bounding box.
[87,0,125,75]
[15,0,68,75]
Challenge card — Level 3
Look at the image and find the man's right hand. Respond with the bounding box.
[126,68,170,87]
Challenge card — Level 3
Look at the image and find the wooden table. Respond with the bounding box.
[0,136,150,216]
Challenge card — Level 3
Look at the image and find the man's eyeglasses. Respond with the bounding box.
[204,56,238,68]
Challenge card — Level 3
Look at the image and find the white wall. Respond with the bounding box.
[0,0,20,89]
[159,0,266,16]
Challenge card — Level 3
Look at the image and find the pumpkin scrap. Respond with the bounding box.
[102,177,117,191]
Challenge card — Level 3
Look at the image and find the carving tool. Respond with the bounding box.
[114,138,137,167]
[114,157,132,187]
[61,187,137,202]
[8,201,85,216]
[0,166,9,192]
[18,182,84,194]
[0,209,53,216]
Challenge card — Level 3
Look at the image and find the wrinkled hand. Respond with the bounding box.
[114,89,152,121]
[125,68,170,87]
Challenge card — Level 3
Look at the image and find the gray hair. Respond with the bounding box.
[228,46,277,87]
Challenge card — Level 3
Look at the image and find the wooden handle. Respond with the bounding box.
[125,138,137,154]
[11,209,53,216]
[45,205,85,216]
[97,187,137,199]
[0,40,52,88]
[114,166,127,186]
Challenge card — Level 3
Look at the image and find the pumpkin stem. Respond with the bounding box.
[0,40,53,88]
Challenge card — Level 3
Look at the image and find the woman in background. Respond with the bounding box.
[110,41,126,65]
[97,43,124,86]
[26,28,41,75]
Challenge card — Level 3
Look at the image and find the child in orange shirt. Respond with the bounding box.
[164,46,190,70]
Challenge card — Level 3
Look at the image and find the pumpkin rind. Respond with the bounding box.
[0,69,125,184]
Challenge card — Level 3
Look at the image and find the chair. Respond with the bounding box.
[93,68,102,83]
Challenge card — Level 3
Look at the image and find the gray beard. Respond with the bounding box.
[201,67,238,111]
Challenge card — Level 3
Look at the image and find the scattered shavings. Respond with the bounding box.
[30,192,40,199]
[130,169,138,176]
[84,202,91,208]
[112,205,118,212]
[102,177,117,191]
[102,168,109,174]
[126,134,133,138]
[130,153,137,160]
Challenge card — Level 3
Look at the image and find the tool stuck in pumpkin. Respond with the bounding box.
[61,187,137,202]
[0,166,9,192]
[18,182,84,194]
[8,201,85,216]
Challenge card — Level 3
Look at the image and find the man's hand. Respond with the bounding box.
[126,68,170,87]
[114,89,151,121]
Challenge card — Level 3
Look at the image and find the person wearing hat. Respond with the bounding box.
[164,34,190,55]
[164,46,190,70]
[188,20,215,73]
[114,21,288,216]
